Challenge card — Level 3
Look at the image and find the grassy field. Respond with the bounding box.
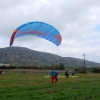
[0,69,100,100]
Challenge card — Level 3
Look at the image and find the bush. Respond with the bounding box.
[92,68,100,73]
[74,68,81,72]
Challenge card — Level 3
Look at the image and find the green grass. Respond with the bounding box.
[0,70,100,100]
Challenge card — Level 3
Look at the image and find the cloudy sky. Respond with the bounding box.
[0,0,100,63]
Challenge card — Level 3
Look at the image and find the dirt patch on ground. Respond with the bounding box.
[1,69,72,74]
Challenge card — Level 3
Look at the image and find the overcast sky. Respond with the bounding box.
[0,0,100,63]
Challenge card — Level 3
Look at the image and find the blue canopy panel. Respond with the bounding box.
[10,21,62,46]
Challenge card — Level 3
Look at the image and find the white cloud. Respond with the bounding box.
[0,0,100,63]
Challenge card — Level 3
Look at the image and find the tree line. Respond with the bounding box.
[0,63,65,70]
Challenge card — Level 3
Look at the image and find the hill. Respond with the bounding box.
[0,47,100,68]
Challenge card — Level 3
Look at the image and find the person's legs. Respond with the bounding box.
[55,77,57,82]
[67,74,69,78]
[51,76,55,84]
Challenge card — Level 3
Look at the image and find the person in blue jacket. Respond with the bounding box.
[50,69,56,84]
[72,70,75,76]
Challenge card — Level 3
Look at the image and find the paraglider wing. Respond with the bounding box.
[10,21,62,47]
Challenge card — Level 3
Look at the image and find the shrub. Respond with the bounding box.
[92,67,100,73]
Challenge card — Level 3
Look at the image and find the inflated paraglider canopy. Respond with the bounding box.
[10,21,62,47]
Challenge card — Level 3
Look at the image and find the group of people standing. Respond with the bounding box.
[50,69,75,84]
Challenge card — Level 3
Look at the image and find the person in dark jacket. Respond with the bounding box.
[55,72,58,82]
[0,70,3,74]
[65,70,69,78]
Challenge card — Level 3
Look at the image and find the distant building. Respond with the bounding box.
[0,64,3,66]
[0,63,11,67]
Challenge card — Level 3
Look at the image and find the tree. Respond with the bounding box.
[31,64,38,69]
[59,63,65,70]
[41,64,47,69]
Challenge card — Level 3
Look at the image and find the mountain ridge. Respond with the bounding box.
[0,46,100,67]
